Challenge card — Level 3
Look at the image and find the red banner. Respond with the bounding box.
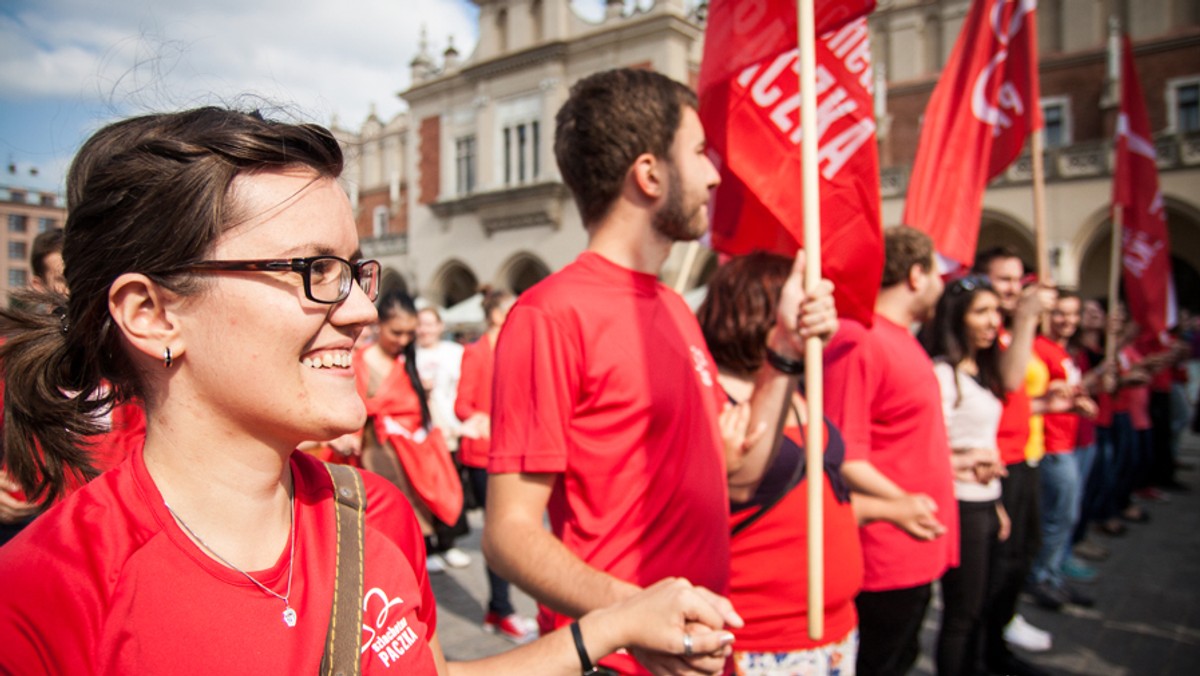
[699,2,881,326]
[902,0,1041,271]
[1114,35,1175,339]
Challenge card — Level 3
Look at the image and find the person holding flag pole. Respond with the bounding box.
[696,0,883,662]
[484,67,838,675]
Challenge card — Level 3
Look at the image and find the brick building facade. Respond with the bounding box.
[335,0,1200,317]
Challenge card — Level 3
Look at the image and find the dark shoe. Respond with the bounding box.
[1121,505,1150,523]
[1073,539,1110,562]
[1097,518,1127,537]
[1027,581,1067,611]
[987,652,1052,676]
[1063,585,1095,607]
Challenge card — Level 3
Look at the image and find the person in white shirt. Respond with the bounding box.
[414,305,470,570]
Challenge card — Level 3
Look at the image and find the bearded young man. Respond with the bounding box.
[483,68,836,676]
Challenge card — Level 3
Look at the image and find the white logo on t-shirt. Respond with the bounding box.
[362,587,419,667]
[690,345,714,388]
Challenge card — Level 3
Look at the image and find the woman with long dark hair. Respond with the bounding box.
[696,252,858,675]
[0,107,739,674]
[919,275,1009,676]
[351,289,465,573]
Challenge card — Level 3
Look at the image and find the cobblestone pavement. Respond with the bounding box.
[432,440,1200,673]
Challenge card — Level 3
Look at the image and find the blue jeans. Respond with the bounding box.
[1032,451,1079,588]
[1071,442,1097,545]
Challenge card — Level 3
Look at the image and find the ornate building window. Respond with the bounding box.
[373,205,389,238]
[1040,96,1072,148]
[1167,76,1200,133]
[456,134,477,194]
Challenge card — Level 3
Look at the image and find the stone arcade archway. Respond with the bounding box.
[1075,196,1200,315]
[497,252,551,295]
[430,259,479,309]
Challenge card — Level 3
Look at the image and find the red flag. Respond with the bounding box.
[699,2,881,326]
[902,0,1041,271]
[1114,35,1175,339]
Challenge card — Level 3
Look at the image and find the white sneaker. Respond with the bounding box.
[426,554,447,575]
[440,547,471,569]
[1004,614,1052,652]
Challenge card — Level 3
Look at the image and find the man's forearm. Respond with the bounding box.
[483,494,640,618]
[841,459,906,499]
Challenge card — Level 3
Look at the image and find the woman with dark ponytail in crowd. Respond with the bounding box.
[920,275,1009,676]
[350,289,464,573]
[454,285,536,642]
[0,107,740,674]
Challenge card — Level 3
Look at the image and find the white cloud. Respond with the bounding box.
[0,0,481,128]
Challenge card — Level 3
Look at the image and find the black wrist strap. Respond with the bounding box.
[766,347,805,375]
[570,621,602,675]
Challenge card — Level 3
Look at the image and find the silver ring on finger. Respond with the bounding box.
[683,631,694,657]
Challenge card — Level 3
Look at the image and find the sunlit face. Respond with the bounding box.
[964,290,1002,352]
[1050,296,1082,341]
[915,263,945,323]
[1081,299,1105,331]
[985,257,1024,314]
[33,251,68,295]
[173,168,377,446]
[415,308,443,348]
[378,311,418,358]
[652,107,720,242]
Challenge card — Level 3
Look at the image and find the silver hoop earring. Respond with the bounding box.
[163,347,173,369]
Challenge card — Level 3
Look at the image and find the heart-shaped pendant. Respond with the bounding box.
[283,606,298,627]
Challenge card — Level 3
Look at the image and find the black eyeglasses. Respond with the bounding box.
[173,255,381,304]
[947,274,992,295]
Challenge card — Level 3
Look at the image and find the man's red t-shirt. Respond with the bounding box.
[490,252,729,672]
[455,337,493,470]
[1034,335,1080,454]
[0,450,437,675]
[823,315,958,592]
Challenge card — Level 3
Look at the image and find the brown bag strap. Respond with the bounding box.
[322,463,367,676]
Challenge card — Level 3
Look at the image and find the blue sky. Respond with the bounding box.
[0,0,636,193]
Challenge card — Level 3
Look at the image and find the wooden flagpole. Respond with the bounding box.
[1031,128,1052,335]
[1031,131,1050,280]
[1105,16,1123,367]
[797,0,825,640]
[1106,19,1123,366]
[1106,208,1123,365]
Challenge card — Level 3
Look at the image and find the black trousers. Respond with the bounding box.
[856,583,933,676]
[938,500,1000,676]
[1149,390,1176,487]
[984,462,1041,665]
[468,466,516,617]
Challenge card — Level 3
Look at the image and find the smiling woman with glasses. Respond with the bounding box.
[175,255,381,304]
[0,107,740,675]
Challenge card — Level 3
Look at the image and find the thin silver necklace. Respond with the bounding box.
[165,494,298,628]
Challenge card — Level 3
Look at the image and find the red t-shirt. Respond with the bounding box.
[995,329,1033,465]
[1121,345,1152,431]
[0,450,437,675]
[490,251,729,673]
[728,425,862,651]
[455,337,493,469]
[1034,336,1080,454]
[823,315,958,592]
[1073,350,1098,447]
